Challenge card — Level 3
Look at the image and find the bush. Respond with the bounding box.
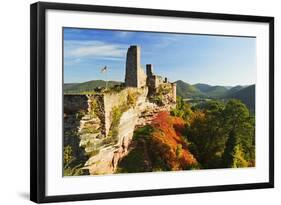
[127,91,138,107]
[117,112,198,173]
[117,125,154,173]
[63,145,88,176]
[170,96,192,121]
[150,94,163,106]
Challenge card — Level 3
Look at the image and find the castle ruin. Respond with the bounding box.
[125,45,176,102]
[64,45,177,175]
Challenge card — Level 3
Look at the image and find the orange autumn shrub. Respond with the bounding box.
[151,111,197,170]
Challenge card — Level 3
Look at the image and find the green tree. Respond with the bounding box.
[186,100,227,168]
[222,130,238,167]
[171,96,193,121]
[185,99,255,169]
[63,145,85,176]
[221,99,255,168]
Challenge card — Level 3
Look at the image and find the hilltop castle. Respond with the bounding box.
[124,45,177,102]
[64,45,177,175]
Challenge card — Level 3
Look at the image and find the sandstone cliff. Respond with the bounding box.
[64,85,176,175]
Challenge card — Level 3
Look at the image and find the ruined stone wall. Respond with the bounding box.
[64,94,89,146]
[137,66,147,88]
[147,75,168,95]
[64,95,88,114]
[146,64,166,94]
[103,89,130,136]
[171,83,177,103]
[63,94,90,175]
[147,75,157,95]
[85,87,149,174]
[146,67,177,104]
[158,83,177,105]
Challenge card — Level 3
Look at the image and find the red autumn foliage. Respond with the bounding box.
[151,111,197,170]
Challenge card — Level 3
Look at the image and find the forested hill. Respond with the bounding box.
[64,80,121,93]
[224,84,255,112]
[175,80,255,112]
[176,80,230,98]
[175,80,205,98]
[193,83,228,98]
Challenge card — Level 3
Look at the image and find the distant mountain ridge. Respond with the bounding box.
[193,83,213,93]
[225,84,255,112]
[224,85,244,96]
[175,80,205,99]
[176,80,231,98]
[175,80,255,112]
[175,80,251,98]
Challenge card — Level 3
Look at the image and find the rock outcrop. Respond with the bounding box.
[85,107,141,174]
[64,85,176,175]
[64,87,150,174]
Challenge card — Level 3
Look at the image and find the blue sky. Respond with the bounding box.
[64,28,256,86]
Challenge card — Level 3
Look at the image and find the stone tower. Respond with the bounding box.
[125,45,146,88]
[146,64,153,76]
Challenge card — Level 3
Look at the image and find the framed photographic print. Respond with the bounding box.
[30,2,274,203]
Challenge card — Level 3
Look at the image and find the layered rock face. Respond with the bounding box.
[67,87,149,174]
[84,107,141,174]
[64,95,89,166]
[64,85,177,175]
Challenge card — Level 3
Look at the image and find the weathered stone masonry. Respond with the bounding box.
[125,45,147,88]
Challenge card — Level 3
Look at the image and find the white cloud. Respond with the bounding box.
[115,31,132,38]
[64,58,81,66]
[155,35,182,48]
[64,40,127,60]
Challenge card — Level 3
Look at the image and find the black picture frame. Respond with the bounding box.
[30,1,274,203]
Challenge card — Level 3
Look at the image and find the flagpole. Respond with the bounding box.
[101,66,108,90]
[106,69,108,90]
